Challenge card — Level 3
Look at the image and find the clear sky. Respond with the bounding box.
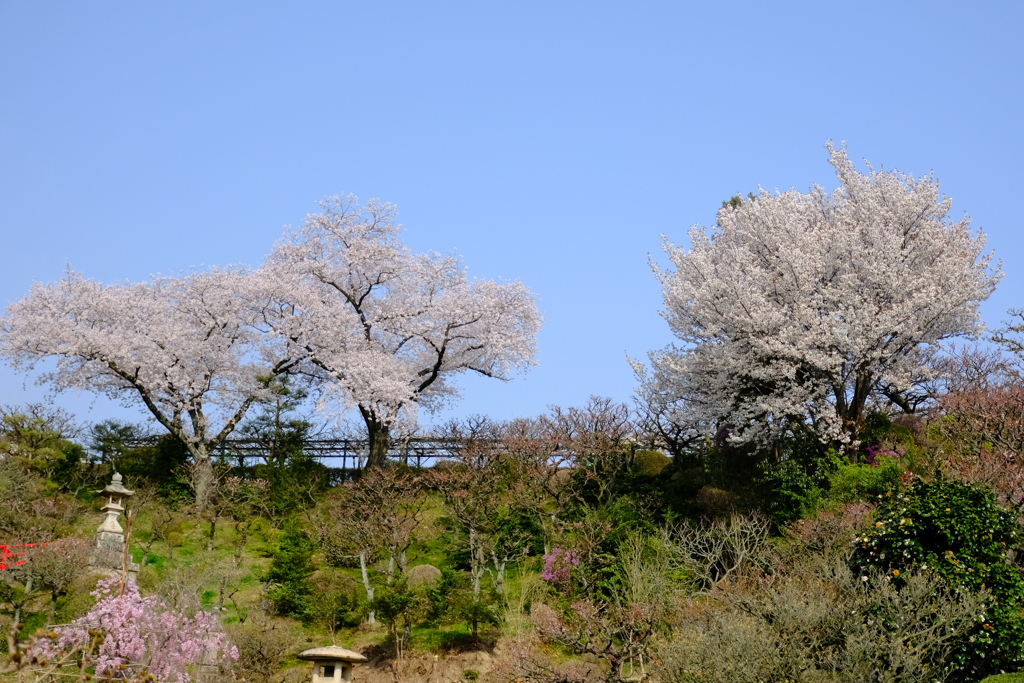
[1,1,1022,432]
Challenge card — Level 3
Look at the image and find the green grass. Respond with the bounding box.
[9,483,544,676]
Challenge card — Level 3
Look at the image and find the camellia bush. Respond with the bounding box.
[851,478,1024,681]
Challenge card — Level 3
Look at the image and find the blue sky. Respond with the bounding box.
[1,2,1022,432]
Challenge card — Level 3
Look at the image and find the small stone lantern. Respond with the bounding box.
[297,646,367,683]
[90,472,139,575]
[97,472,133,538]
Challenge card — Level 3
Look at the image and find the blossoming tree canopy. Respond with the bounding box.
[646,142,1001,448]
[0,268,293,462]
[35,577,236,683]
[258,196,541,467]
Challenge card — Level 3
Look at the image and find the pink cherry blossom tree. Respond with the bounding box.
[0,269,294,468]
[256,196,541,467]
[639,143,1001,451]
[34,576,237,683]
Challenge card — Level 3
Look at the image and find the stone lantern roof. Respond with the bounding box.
[97,472,134,498]
[298,646,366,683]
[297,647,367,663]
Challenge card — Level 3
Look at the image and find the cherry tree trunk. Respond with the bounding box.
[363,417,391,469]
[191,455,216,511]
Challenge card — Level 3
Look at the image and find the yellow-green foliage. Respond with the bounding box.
[633,450,670,476]
[828,456,903,503]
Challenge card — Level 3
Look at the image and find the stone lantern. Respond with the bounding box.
[297,646,367,683]
[90,472,139,575]
[97,472,133,537]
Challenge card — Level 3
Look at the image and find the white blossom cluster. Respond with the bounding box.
[640,143,1000,447]
[255,196,540,438]
[0,196,540,458]
[0,268,278,460]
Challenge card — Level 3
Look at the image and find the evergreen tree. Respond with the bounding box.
[263,520,316,619]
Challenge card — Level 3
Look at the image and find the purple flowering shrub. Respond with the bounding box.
[34,577,237,683]
[864,444,905,467]
[539,548,580,593]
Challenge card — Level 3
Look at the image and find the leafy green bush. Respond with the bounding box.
[370,581,415,631]
[828,455,904,503]
[755,441,840,524]
[306,571,363,632]
[851,478,1024,681]
[633,450,670,476]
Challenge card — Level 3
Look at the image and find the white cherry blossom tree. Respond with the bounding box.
[0,268,292,465]
[640,143,1000,451]
[256,196,541,468]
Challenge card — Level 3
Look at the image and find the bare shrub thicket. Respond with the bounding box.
[662,514,776,596]
[228,611,300,683]
[930,345,1024,513]
[654,561,987,683]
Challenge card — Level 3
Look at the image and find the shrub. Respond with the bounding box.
[851,478,1024,681]
[633,450,670,476]
[655,560,985,683]
[828,455,904,503]
[754,439,840,525]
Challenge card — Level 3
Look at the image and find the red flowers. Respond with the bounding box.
[0,544,35,571]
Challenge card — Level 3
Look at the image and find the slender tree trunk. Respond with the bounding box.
[207,514,217,552]
[234,520,250,567]
[141,538,156,569]
[46,589,58,628]
[490,550,507,595]
[217,574,227,611]
[13,576,32,629]
[469,529,486,600]
[359,550,376,625]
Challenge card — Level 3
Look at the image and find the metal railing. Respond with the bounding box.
[123,435,466,470]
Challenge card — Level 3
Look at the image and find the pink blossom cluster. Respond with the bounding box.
[36,577,237,683]
[540,548,580,592]
[865,445,905,467]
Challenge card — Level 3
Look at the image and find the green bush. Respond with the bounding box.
[424,568,468,625]
[755,441,840,524]
[633,450,670,476]
[851,478,1024,681]
[263,520,315,619]
[828,455,903,503]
